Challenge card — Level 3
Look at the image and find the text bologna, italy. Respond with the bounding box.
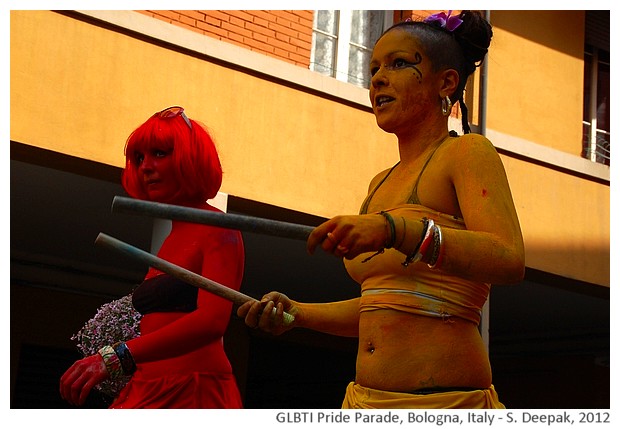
[275,411,610,425]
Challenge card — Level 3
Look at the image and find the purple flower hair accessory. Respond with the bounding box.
[424,10,463,32]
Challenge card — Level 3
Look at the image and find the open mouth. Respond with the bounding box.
[375,95,395,108]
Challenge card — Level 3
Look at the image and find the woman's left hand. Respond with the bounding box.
[59,354,109,406]
[307,214,387,259]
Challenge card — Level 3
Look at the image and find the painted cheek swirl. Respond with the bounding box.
[386,52,423,83]
[409,52,423,84]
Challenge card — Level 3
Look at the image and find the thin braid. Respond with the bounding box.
[459,96,471,134]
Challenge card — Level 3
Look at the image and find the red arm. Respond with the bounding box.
[125,225,244,363]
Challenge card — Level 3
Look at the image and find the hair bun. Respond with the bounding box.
[454,11,493,66]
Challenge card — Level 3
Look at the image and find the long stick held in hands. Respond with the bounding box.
[95,233,294,325]
[112,196,315,241]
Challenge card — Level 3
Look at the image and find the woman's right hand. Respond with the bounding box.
[306,214,388,259]
[59,353,109,406]
[237,292,297,336]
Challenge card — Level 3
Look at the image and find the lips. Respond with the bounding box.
[375,95,395,108]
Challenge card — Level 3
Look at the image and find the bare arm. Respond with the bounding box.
[238,294,360,337]
[439,135,525,284]
[295,298,360,337]
[127,226,245,362]
[388,135,524,284]
[307,135,525,285]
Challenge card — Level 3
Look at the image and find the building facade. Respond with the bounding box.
[10,10,609,409]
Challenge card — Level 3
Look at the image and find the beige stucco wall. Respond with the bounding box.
[501,155,609,286]
[10,10,609,286]
[488,11,586,155]
[485,10,608,285]
[10,10,398,218]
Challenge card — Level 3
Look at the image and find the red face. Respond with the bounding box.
[368,28,437,135]
[133,145,181,204]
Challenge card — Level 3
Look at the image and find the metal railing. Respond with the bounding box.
[582,122,610,166]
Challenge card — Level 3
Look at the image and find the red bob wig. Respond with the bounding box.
[122,107,223,203]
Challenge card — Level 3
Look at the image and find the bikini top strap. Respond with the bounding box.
[359,162,400,214]
[408,142,444,205]
[360,135,450,213]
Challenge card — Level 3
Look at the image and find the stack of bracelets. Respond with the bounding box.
[369,212,444,270]
[98,341,137,379]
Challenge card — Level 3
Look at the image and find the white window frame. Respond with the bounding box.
[311,10,393,88]
[582,46,610,165]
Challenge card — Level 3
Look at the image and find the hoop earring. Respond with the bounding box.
[441,96,452,116]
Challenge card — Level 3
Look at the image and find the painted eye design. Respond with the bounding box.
[393,58,408,68]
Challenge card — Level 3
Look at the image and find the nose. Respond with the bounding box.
[370,66,388,88]
[139,154,154,172]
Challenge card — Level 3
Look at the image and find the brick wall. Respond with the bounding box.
[137,9,462,120]
[138,10,314,67]
[137,10,449,68]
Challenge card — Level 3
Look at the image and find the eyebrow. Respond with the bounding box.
[371,49,418,61]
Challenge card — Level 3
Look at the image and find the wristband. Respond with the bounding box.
[379,211,396,248]
[98,345,124,380]
[427,224,444,269]
[403,218,432,267]
[113,341,137,376]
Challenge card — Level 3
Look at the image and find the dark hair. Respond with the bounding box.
[122,110,223,203]
[383,11,493,133]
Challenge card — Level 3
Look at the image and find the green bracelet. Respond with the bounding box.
[380,211,396,248]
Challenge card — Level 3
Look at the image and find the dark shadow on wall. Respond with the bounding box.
[10,146,610,409]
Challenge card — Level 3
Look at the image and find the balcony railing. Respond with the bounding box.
[582,122,610,166]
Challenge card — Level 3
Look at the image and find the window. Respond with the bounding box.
[582,11,610,166]
[310,10,392,88]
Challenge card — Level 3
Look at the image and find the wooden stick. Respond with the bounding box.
[112,196,315,241]
[95,233,294,325]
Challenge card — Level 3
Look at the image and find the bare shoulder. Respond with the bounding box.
[440,133,503,171]
[443,133,497,156]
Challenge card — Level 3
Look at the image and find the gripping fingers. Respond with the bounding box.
[255,300,294,328]
[321,232,349,256]
[268,302,295,326]
[256,299,275,328]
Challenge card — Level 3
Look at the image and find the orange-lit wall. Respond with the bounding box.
[489,11,585,154]
[10,10,608,286]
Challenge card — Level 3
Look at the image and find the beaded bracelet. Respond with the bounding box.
[98,345,124,380]
[113,341,137,376]
[402,217,432,267]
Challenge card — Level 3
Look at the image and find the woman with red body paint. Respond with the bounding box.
[60,107,245,408]
[238,11,524,408]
